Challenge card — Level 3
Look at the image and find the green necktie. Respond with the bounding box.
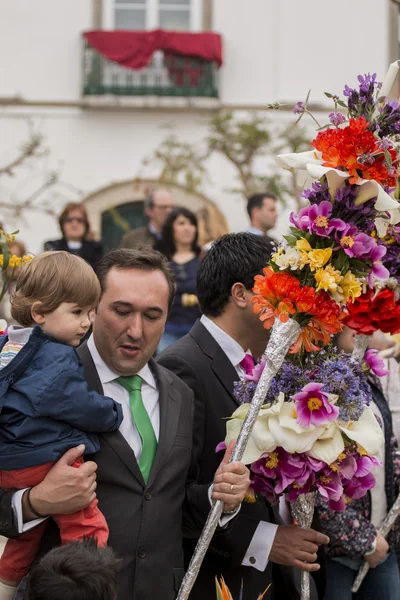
[117,375,157,483]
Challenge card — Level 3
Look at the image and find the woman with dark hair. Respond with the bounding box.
[44,202,103,271]
[156,207,201,352]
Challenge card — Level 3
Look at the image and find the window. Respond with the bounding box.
[104,0,202,31]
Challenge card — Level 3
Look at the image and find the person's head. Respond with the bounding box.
[334,326,356,354]
[247,193,278,233]
[144,190,175,232]
[157,207,200,258]
[25,537,119,600]
[197,233,273,353]
[11,251,100,346]
[59,202,90,242]
[94,247,175,375]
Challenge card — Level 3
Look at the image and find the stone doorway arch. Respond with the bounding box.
[82,179,229,253]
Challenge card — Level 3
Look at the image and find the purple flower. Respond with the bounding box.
[316,470,343,502]
[291,201,346,237]
[368,244,390,285]
[336,224,375,258]
[364,349,389,377]
[355,454,381,477]
[329,112,346,127]
[293,101,305,115]
[345,472,376,500]
[293,382,339,428]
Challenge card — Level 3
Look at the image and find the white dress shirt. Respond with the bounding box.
[87,335,160,458]
[200,315,278,572]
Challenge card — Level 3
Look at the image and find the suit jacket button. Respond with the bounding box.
[145,492,152,500]
[138,548,146,559]
[249,556,256,565]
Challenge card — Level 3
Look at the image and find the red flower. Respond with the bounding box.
[312,117,397,187]
[345,289,400,335]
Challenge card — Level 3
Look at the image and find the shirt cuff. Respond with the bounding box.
[12,489,47,534]
[242,521,279,572]
[208,486,241,527]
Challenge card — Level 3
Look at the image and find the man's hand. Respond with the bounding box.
[211,440,250,513]
[24,445,97,521]
[364,532,389,569]
[269,525,329,572]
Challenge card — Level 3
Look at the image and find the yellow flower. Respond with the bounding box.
[296,238,312,252]
[307,248,333,271]
[22,254,33,265]
[338,271,362,302]
[314,264,342,293]
[0,255,3,267]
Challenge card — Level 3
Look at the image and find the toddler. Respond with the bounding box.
[0,251,123,600]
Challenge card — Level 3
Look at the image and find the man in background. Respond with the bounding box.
[246,193,278,246]
[120,190,174,248]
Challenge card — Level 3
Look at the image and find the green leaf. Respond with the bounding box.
[349,258,368,272]
[282,235,297,245]
[384,148,393,168]
[336,99,347,108]
[324,92,333,98]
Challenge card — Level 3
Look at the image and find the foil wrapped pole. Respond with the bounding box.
[291,492,316,600]
[351,334,372,363]
[176,318,302,600]
[352,490,400,592]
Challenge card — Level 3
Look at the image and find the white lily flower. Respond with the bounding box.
[224,394,284,464]
[307,422,345,465]
[268,401,326,454]
[337,407,384,458]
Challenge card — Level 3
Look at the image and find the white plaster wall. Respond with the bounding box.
[0,0,92,101]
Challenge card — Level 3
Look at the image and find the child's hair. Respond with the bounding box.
[11,251,101,327]
[25,537,119,600]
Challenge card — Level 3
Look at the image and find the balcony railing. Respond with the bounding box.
[82,41,219,99]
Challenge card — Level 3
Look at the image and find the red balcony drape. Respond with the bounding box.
[83,29,223,70]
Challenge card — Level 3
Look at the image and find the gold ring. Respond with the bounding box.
[230,484,234,492]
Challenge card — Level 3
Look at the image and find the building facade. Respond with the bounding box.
[0,0,398,253]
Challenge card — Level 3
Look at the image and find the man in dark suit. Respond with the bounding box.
[0,247,250,600]
[158,233,329,600]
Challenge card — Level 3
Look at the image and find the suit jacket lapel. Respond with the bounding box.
[190,320,240,407]
[147,360,182,487]
[77,341,145,488]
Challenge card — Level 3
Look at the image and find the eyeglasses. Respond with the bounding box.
[64,217,86,224]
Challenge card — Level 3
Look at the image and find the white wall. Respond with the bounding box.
[0,0,92,101]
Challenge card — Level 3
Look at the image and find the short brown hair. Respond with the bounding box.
[97,247,176,311]
[12,251,101,327]
[59,202,90,238]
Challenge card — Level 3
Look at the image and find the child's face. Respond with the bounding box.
[39,302,94,346]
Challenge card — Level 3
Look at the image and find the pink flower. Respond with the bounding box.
[364,349,389,377]
[316,470,344,502]
[336,224,376,259]
[345,472,376,499]
[293,382,339,427]
[244,356,266,382]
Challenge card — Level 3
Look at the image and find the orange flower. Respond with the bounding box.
[312,117,397,187]
[252,268,301,329]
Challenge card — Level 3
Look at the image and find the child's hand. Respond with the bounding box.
[25,445,97,520]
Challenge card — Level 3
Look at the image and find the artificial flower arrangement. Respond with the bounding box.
[177,66,400,600]
[220,68,400,510]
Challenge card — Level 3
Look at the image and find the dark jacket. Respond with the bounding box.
[120,226,156,249]
[43,238,103,271]
[158,320,303,600]
[0,327,122,469]
[0,342,212,600]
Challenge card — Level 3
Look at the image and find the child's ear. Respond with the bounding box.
[31,301,45,325]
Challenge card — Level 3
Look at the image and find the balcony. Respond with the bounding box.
[82,39,219,106]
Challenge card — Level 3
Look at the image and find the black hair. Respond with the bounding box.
[246,193,277,219]
[197,232,272,317]
[25,537,119,600]
[156,207,200,260]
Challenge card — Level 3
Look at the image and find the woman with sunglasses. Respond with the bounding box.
[44,202,103,271]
